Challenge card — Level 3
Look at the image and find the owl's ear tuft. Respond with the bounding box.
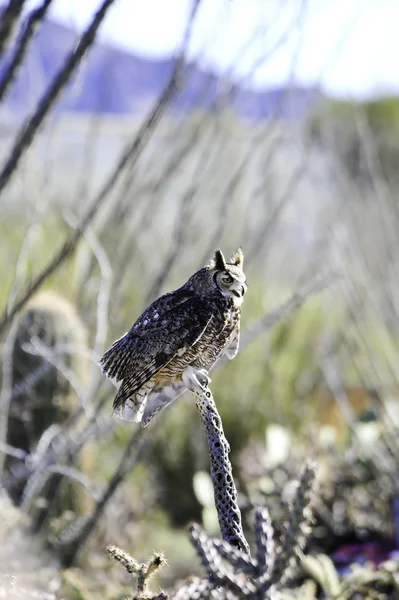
[214,249,227,271]
[231,247,244,267]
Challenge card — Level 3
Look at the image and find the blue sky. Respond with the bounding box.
[27,0,399,98]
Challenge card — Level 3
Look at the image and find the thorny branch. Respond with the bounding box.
[0,0,116,196]
[171,462,316,599]
[0,0,202,336]
[0,0,26,59]
[61,427,148,566]
[0,0,53,106]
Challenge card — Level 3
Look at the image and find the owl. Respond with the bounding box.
[100,248,247,426]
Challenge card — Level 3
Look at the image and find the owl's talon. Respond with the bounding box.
[198,368,211,385]
[182,366,211,392]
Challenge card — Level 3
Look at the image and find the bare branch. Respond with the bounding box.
[61,427,148,566]
[0,0,26,59]
[241,271,341,350]
[0,0,53,105]
[0,319,19,474]
[0,0,117,196]
[0,0,202,335]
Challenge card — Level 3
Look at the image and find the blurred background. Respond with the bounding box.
[1,0,399,598]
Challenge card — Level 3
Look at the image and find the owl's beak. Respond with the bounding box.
[232,283,247,298]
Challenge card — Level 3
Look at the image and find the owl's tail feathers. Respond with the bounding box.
[100,335,148,423]
[99,334,130,382]
[112,378,153,423]
[112,387,146,423]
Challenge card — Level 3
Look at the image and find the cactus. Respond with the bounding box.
[107,545,167,600]
[107,462,316,600]
[5,290,91,518]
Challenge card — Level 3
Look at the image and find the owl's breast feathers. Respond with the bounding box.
[154,296,239,386]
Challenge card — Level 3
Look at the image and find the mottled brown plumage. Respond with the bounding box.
[100,248,247,426]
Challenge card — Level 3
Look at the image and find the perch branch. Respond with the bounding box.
[192,385,250,555]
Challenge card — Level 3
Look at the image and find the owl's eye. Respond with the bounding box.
[222,274,233,284]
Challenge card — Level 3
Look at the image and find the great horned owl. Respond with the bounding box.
[100,248,247,426]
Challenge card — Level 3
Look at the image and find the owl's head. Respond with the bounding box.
[206,248,247,306]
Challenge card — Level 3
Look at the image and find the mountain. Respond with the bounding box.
[0,12,322,119]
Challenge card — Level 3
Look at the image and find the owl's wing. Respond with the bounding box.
[100,295,214,411]
[225,322,240,360]
[143,313,241,427]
